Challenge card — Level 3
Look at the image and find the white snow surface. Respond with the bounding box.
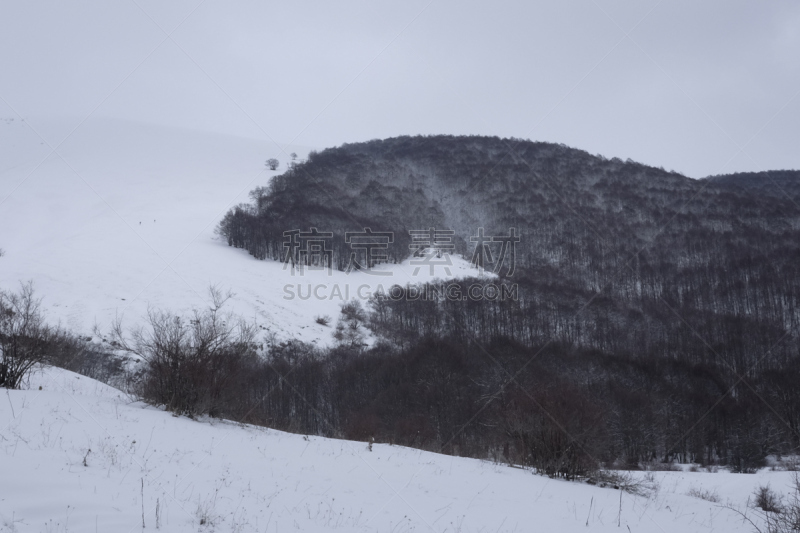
[0,117,482,346]
[2,367,795,533]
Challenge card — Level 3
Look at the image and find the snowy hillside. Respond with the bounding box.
[0,117,480,346]
[1,367,793,533]
[2,112,797,533]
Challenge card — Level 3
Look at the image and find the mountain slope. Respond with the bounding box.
[0,119,480,347]
[220,135,800,355]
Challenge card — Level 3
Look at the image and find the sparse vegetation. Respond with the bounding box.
[332,301,366,350]
[588,470,660,497]
[110,287,259,418]
[0,283,80,389]
[688,486,721,503]
[754,484,783,513]
[728,475,800,533]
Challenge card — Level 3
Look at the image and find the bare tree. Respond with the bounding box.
[111,287,258,417]
[266,158,280,171]
[0,283,68,389]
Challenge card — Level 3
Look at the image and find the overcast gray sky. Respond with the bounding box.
[1,0,798,178]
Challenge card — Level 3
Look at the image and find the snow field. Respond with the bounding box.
[1,367,796,532]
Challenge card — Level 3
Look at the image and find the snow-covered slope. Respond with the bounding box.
[1,367,791,532]
[0,117,480,346]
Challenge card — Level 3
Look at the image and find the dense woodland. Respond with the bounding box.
[215,136,800,475]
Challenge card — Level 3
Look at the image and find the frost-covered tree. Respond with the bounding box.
[333,301,367,350]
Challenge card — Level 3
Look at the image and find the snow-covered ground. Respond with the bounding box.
[2,367,795,533]
[0,117,481,346]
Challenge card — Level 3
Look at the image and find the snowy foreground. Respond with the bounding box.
[1,367,795,533]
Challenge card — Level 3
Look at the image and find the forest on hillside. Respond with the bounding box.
[213,136,800,474]
[6,135,799,479]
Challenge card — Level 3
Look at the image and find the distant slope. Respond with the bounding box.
[222,134,800,274]
[220,135,800,357]
[1,119,483,346]
[706,169,800,202]
[213,137,800,473]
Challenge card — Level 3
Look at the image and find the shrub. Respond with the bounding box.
[333,301,367,349]
[738,476,800,533]
[49,338,127,389]
[754,484,783,513]
[587,471,659,497]
[112,288,258,417]
[688,486,721,503]
[0,283,77,389]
